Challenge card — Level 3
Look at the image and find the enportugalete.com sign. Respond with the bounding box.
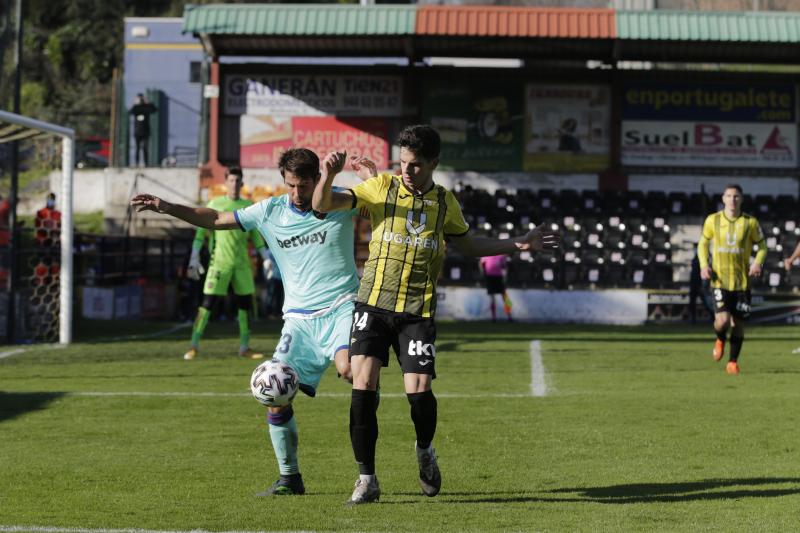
[621,82,798,168]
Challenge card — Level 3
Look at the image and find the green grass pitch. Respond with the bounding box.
[2,319,800,532]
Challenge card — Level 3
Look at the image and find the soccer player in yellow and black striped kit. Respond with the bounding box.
[697,184,766,374]
[313,125,560,504]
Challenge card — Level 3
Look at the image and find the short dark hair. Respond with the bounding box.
[724,184,743,194]
[397,125,441,161]
[225,166,243,179]
[278,148,320,180]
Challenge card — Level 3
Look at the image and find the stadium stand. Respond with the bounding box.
[443,186,799,292]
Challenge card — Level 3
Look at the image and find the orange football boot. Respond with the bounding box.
[726,361,740,374]
[712,339,725,362]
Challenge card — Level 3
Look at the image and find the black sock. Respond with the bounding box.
[729,336,744,362]
[407,390,437,449]
[716,329,727,343]
[350,389,378,475]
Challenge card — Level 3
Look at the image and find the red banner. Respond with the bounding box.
[241,116,389,169]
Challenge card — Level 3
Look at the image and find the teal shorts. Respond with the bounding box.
[272,300,354,396]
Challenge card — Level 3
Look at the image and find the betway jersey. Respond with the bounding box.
[235,194,360,314]
[349,173,469,318]
[698,211,767,291]
[194,196,265,268]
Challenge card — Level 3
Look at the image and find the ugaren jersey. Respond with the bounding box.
[349,173,469,318]
[698,211,767,292]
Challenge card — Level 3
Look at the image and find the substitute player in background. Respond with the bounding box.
[184,166,269,361]
[697,184,766,374]
[313,125,560,505]
[132,148,375,497]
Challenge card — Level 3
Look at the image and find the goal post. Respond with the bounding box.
[0,109,74,344]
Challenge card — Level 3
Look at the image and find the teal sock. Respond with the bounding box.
[268,414,299,475]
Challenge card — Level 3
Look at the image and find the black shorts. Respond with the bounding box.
[350,302,437,377]
[712,288,751,319]
[485,275,505,294]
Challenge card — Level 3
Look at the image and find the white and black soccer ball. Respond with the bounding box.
[250,358,299,407]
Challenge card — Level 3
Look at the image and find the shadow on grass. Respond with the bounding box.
[0,391,65,422]
[383,478,800,504]
[547,477,800,504]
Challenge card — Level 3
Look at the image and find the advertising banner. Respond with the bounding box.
[436,287,648,325]
[240,116,389,169]
[621,82,798,167]
[422,82,523,171]
[524,84,610,172]
[648,291,800,324]
[224,74,403,117]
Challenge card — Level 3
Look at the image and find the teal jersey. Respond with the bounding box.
[194,196,265,268]
[235,194,359,313]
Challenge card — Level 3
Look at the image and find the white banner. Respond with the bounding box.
[223,75,403,117]
[621,121,798,167]
[436,287,648,325]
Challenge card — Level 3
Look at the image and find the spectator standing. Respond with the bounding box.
[129,93,157,167]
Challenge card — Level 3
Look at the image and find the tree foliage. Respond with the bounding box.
[0,1,253,137]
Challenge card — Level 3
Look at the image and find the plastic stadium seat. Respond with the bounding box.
[581,190,600,214]
[645,190,669,217]
[625,190,646,215]
[536,189,558,218]
[599,190,625,214]
[667,191,689,215]
[687,192,713,216]
[557,189,581,216]
[507,259,534,287]
[775,195,797,219]
[443,257,480,285]
[753,194,775,218]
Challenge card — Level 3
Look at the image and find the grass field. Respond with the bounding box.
[2,319,800,532]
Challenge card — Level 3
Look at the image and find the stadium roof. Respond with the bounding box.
[183,4,800,64]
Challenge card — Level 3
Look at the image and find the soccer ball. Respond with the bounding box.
[250,358,299,407]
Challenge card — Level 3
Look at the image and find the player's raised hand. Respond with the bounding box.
[322,150,347,177]
[350,155,378,181]
[516,224,560,252]
[130,194,169,213]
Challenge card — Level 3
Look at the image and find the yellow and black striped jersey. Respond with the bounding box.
[349,173,469,317]
[697,211,767,291]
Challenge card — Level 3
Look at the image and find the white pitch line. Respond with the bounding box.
[0,527,313,533]
[67,391,532,399]
[0,323,192,361]
[530,340,547,397]
[0,348,27,359]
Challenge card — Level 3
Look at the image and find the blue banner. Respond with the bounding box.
[622,83,796,123]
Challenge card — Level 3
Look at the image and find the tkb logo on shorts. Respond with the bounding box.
[408,340,435,357]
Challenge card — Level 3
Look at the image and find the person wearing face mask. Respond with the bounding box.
[35,193,61,247]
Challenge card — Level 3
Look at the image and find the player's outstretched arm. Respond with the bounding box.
[784,241,800,271]
[130,194,238,229]
[450,225,560,257]
[312,151,354,213]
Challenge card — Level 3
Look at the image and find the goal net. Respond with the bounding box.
[0,110,74,344]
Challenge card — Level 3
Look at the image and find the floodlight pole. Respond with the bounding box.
[7,0,24,343]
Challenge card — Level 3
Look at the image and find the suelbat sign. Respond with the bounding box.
[621,82,797,168]
[622,121,796,167]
